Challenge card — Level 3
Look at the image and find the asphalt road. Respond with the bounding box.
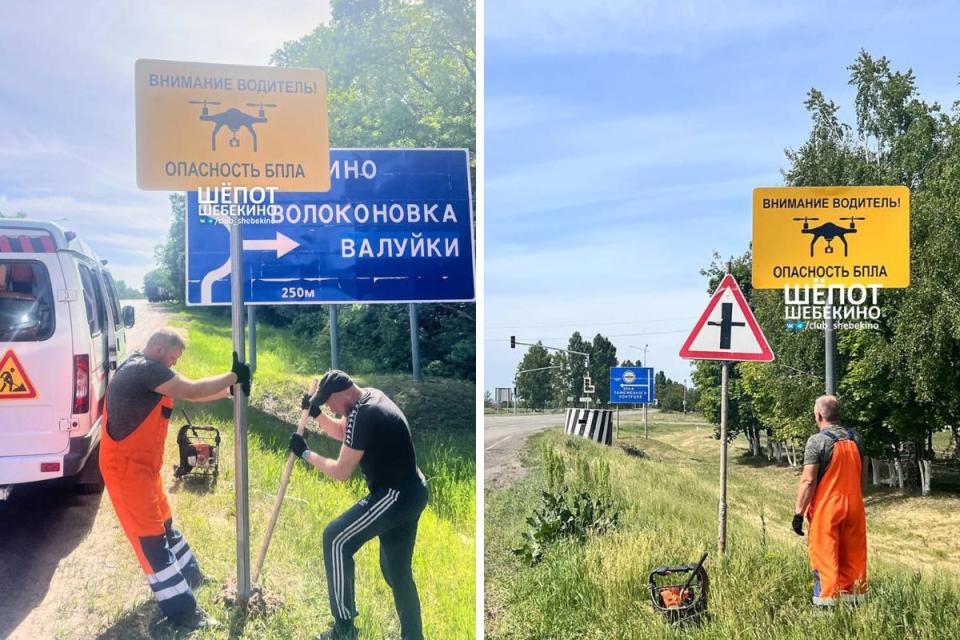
[0,300,173,639]
[484,409,649,488]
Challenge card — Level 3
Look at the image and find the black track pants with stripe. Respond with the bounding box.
[323,478,428,640]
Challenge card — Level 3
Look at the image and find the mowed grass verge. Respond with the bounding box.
[485,413,960,640]
[90,310,475,639]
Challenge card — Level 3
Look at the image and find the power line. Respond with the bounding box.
[486,316,698,330]
[485,328,690,342]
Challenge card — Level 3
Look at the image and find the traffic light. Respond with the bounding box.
[510,336,516,349]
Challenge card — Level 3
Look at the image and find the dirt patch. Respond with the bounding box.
[214,581,284,619]
[485,433,534,489]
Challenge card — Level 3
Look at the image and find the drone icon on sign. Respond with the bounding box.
[793,215,867,257]
[188,99,276,152]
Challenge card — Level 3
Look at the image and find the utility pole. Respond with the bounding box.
[643,344,648,437]
[409,303,422,382]
[825,304,836,394]
[329,304,340,370]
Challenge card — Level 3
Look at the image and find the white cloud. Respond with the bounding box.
[486,108,791,218]
[485,0,809,55]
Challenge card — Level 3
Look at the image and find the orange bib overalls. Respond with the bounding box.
[100,395,200,617]
[807,429,867,606]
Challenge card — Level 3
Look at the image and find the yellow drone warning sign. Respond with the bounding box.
[752,186,910,289]
[135,59,330,191]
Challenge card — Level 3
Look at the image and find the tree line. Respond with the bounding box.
[694,51,960,493]
[145,0,476,381]
[511,332,698,411]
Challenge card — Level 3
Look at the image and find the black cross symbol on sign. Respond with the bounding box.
[707,302,746,350]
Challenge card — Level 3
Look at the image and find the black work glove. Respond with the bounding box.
[792,513,805,536]
[230,351,252,396]
[289,433,309,459]
[301,393,322,419]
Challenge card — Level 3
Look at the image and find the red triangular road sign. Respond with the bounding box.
[0,349,39,399]
[679,274,774,362]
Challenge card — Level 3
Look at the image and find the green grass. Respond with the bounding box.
[90,310,475,639]
[485,416,960,640]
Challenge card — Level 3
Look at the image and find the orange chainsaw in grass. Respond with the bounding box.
[649,552,709,624]
[173,410,221,480]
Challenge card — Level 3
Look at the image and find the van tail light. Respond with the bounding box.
[73,355,89,414]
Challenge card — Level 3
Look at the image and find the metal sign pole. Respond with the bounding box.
[409,303,422,382]
[718,361,730,555]
[229,222,251,604]
[643,403,648,439]
[825,304,836,394]
[616,405,620,438]
[329,304,340,370]
[247,305,257,373]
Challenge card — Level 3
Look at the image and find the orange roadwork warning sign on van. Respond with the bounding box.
[135,59,331,191]
[0,350,37,400]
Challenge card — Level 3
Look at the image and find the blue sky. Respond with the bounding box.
[0,1,331,289]
[484,0,960,394]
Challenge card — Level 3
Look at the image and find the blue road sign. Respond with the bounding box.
[609,367,655,404]
[186,148,474,305]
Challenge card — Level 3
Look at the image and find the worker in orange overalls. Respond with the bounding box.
[100,328,251,629]
[792,395,869,608]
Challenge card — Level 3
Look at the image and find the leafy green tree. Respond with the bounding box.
[566,332,590,404]
[515,342,552,411]
[114,280,144,299]
[588,334,617,407]
[548,352,569,408]
[155,194,185,303]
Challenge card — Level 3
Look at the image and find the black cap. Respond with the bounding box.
[313,370,354,405]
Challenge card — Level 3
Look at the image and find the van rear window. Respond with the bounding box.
[0,260,55,341]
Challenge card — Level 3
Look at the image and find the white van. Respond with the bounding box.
[0,220,135,498]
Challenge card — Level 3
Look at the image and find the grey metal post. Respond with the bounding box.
[409,303,422,382]
[329,304,340,370]
[719,361,730,555]
[247,305,257,373]
[229,222,250,604]
[825,305,836,395]
[643,346,649,438]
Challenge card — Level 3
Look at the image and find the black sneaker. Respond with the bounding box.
[168,606,221,630]
[315,621,359,640]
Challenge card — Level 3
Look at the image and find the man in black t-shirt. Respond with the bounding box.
[288,370,428,640]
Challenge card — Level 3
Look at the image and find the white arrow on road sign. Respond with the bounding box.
[679,273,774,362]
[199,231,301,303]
[242,232,299,258]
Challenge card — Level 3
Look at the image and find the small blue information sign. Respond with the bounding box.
[609,367,655,404]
